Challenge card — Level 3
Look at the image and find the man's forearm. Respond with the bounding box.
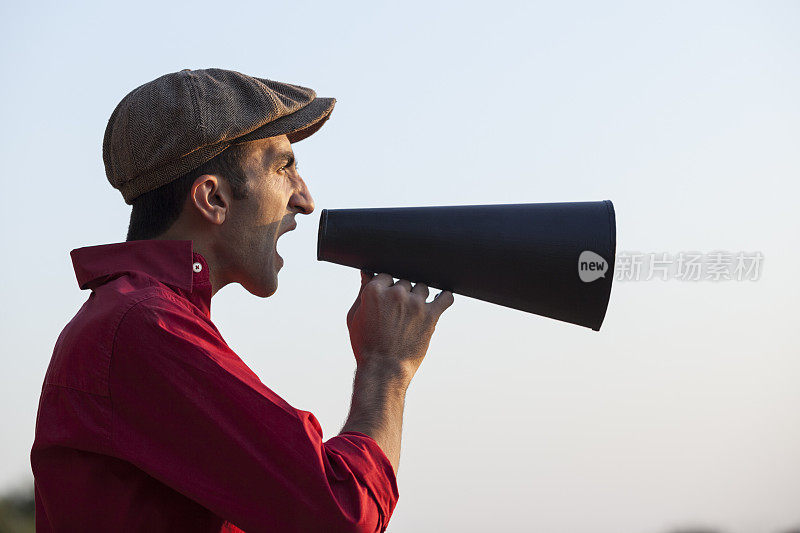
[341,361,411,474]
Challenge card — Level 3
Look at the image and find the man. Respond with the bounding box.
[31,68,454,532]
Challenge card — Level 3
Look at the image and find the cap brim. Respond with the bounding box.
[231,97,336,146]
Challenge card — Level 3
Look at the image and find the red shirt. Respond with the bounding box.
[31,240,398,532]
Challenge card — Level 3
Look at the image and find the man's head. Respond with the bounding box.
[126,142,250,242]
[104,68,333,296]
[127,134,312,297]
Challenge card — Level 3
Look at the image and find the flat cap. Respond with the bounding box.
[103,68,335,204]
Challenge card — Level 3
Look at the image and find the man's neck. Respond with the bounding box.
[154,230,228,297]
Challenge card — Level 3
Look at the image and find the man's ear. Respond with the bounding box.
[189,174,230,225]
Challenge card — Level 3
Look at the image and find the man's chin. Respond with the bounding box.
[246,285,277,298]
[241,274,278,298]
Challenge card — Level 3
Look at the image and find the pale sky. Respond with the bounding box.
[1,2,799,532]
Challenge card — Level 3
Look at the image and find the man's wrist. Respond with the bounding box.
[355,357,413,392]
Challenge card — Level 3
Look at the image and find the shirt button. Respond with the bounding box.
[192,262,203,273]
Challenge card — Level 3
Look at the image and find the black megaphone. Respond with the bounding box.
[317,201,616,330]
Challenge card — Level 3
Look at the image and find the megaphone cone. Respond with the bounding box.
[317,201,616,330]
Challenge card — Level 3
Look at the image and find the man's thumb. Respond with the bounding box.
[360,269,374,285]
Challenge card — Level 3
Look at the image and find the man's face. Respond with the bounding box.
[219,134,314,297]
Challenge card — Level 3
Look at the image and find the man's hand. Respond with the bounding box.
[347,270,454,386]
[342,270,455,472]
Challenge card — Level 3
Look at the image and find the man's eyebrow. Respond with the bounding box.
[275,151,295,168]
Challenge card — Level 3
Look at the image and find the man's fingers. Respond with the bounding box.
[370,273,395,288]
[392,279,413,291]
[430,290,455,314]
[411,282,429,299]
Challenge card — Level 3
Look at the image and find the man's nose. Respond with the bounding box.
[290,177,315,215]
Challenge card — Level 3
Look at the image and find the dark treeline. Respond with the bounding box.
[0,486,34,533]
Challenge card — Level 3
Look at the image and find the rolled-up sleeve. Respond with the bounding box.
[108,295,398,533]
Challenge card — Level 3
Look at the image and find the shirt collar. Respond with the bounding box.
[70,240,212,317]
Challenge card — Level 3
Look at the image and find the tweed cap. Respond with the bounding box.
[103,68,336,204]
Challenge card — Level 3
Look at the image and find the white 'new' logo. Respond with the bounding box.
[578,251,608,283]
